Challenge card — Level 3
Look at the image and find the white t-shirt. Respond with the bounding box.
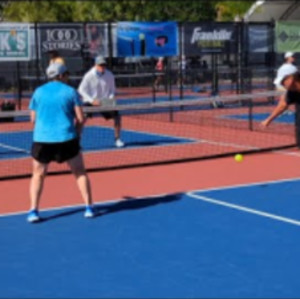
[78,67,115,104]
[274,63,298,90]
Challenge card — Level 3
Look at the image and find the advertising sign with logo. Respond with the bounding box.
[38,23,84,56]
[183,23,237,55]
[0,23,30,61]
[247,24,272,53]
[85,23,108,58]
[116,22,177,57]
[276,21,300,53]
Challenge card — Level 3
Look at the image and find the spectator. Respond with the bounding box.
[48,50,65,66]
[154,57,165,91]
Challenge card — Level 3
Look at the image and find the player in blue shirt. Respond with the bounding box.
[28,63,95,223]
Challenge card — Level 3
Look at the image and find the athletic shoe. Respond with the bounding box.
[115,139,125,148]
[84,206,95,218]
[27,209,40,223]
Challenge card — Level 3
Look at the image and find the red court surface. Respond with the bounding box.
[1,149,300,216]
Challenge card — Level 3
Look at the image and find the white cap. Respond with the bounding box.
[95,55,107,65]
[284,52,294,59]
[46,63,68,79]
[274,64,298,88]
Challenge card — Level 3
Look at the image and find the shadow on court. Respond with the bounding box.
[96,193,183,216]
[39,193,183,222]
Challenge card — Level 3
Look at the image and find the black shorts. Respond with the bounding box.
[31,138,80,164]
[84,102,119,120]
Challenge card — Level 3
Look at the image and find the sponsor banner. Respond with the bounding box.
[0,23,30,61]
[183,23,237,55]
[85,23,108,58]
[116,21,177,57]
[276,21,300,53]
[38,23,84,56]
[247,24,272,53]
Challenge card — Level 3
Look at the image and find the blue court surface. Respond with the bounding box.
[0,126,194,160]
[2,177,300,298]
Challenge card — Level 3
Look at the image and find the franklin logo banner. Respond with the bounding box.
[116,22,178,57]
[183,23,237,55]
[276,21,300,53]
[0,23,30,61]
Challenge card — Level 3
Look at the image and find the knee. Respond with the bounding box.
[32,169,46,180]
[72,165,86,178]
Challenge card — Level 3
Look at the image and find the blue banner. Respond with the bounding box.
[116,22,177,57]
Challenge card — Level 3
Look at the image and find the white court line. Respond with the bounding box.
[188,187,300,227]
[0,142,30,154]
[188,176,300,194]
[274,149,300,157]
[0,192,171,219]
[2,176,300,221]
[0,198,122,219]
[2,177,300,219]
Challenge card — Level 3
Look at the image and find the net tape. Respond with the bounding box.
[0,91,282,118]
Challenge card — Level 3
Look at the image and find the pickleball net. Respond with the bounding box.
[0,91,296,180]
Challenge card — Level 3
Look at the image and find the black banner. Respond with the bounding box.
[183,23,237,55]
[38,23,84,57]
[247,24,272,53]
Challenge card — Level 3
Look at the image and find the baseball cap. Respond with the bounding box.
[274,64,298,88]
[46,63,68,79]
[95,55,107,65]
[284,52,294,59]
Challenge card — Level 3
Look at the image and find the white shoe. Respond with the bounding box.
[84,206,95,218]
[27,209,40,223]
[115,139,124,148]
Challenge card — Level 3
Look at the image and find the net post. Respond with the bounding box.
[248,97,253,131]
[167,58,174,122]
[152,58,156,103]
[16,61,22,110]
[34,22,41,86]
[178,22,183,100]
[211,53,219,96]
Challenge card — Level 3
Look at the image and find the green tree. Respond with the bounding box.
[216,1,255,21]
[2,0,254,22]
[70,0,218,22]
[3,1,57,22]
[2,0,217,22]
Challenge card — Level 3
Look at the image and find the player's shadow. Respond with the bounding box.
[39,193,183,222]
[95,193,183,217]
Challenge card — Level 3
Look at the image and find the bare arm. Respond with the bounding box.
[30,110,36,123]
[74,105,85,137]
[78,76,97,105]
[261,94,288,127]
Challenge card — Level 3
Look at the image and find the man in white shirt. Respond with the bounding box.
[78,56,124,148]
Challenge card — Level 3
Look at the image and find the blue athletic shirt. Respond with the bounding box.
[29,81,82,143]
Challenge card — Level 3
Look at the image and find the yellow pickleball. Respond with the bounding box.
[234,154,243,162]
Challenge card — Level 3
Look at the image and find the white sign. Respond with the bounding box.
[0,23,30,61]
